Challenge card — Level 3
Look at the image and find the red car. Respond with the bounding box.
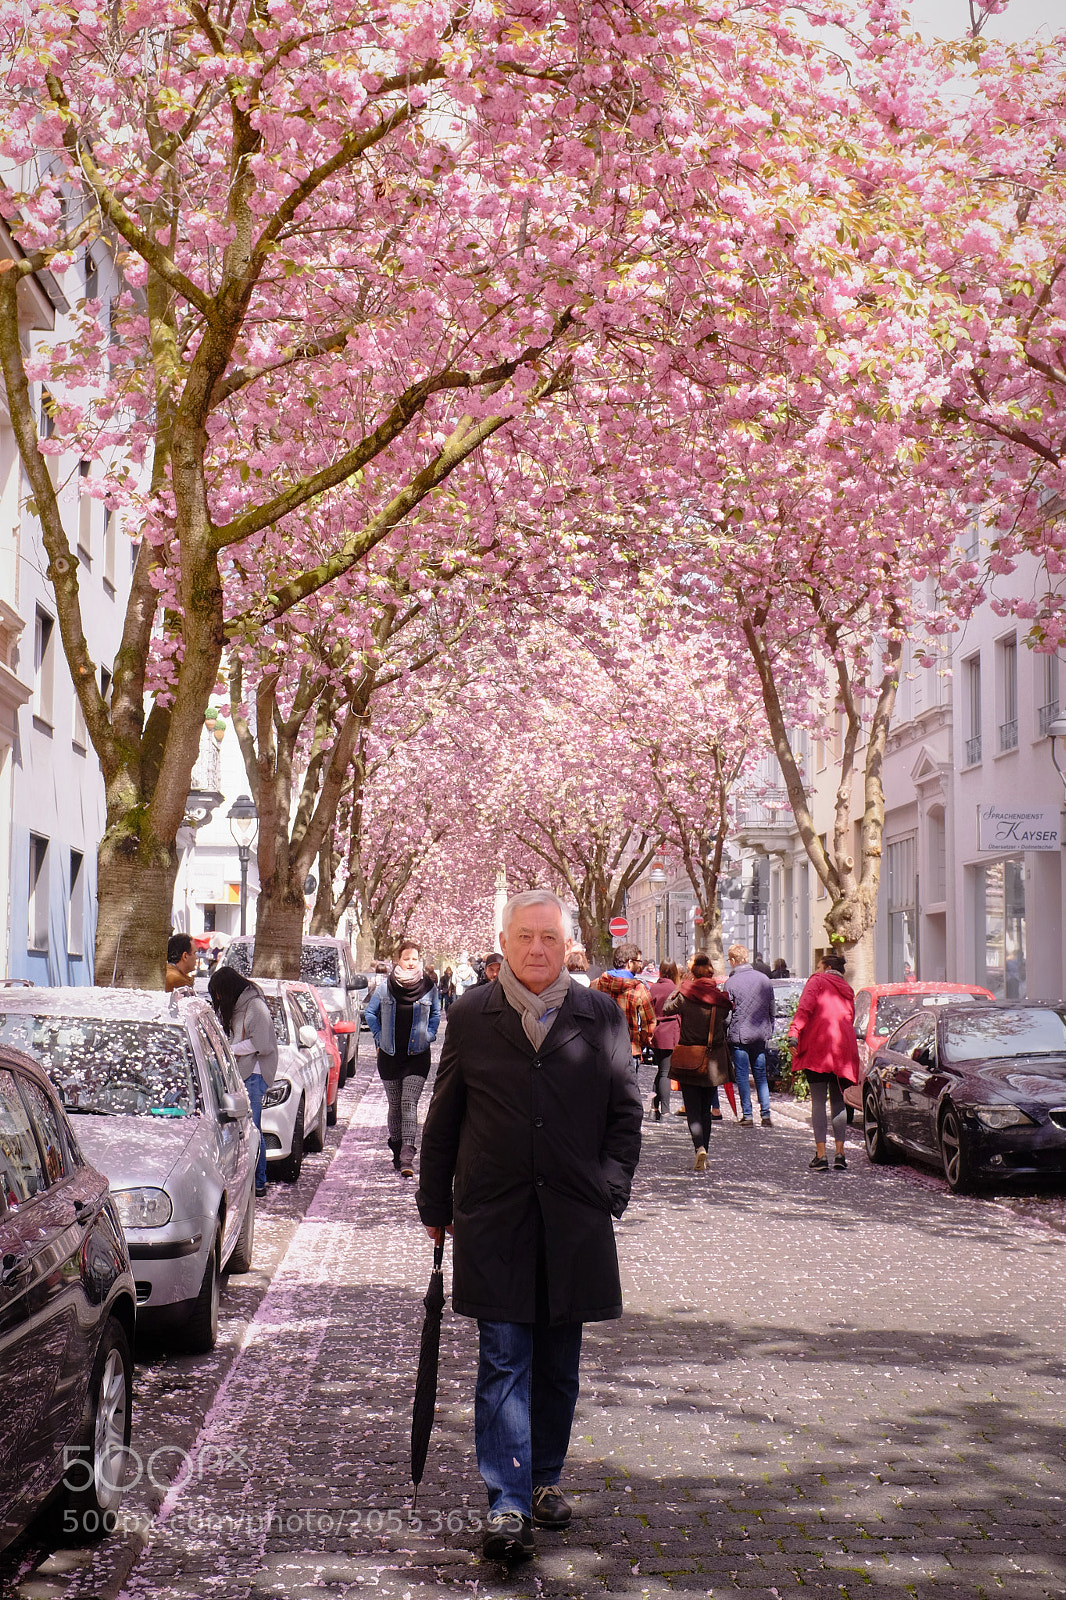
[286,982,343,1127]
[843,981,996,1111]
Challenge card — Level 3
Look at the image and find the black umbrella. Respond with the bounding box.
[410,1236,446,1507]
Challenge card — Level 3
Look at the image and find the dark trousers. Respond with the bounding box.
[681,1083,715,1150]
[649,1047,673,1114]
[475,1320,583,1517]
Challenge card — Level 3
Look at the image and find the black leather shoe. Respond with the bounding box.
[482,1512,534,1560]
[531,1485,572,1528]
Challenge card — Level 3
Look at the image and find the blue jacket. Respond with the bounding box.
[365,981,441,1058]
[725,963,775,1047]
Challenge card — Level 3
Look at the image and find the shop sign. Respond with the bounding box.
[978,805,1061,852]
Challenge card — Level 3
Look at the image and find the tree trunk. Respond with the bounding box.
[94,830,180,989]
[704,903,724,969]
[355,914,377,969]
[251,885,306,978]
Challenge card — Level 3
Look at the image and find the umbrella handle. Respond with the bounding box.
[433,1238,444,1272]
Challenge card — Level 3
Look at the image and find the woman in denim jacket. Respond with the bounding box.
[364,939,441,1177]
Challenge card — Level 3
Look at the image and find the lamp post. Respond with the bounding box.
[227,794,258,936]
[674,917,684,964]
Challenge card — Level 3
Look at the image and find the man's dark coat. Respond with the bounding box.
[416,980,642,1325]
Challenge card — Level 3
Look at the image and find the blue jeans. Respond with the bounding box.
[475,1320,583,1516]
[245,1072,267,1189]
[730,1045,770,1118]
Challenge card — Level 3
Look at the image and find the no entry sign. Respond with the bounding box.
[609,917,629,938]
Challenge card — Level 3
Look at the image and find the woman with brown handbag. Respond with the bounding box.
[662,953,734,1171]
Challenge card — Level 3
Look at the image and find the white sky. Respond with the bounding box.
[906,0,1062,42]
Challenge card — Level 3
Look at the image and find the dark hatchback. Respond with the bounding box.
[0,1048,136,1551]
[862,1002,1066,1194]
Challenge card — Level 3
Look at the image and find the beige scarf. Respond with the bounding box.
[499,959,572,1050]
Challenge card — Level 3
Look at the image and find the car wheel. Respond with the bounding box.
[226,1191,255,1275]
[326,1089,338,1127]
[183,1227,221,1352]
[50,1317,132,1540]
[277,1100,304,1183]
[305,1090,327,1154]
[863,1089,897,1165]
[939,1103,978,1194]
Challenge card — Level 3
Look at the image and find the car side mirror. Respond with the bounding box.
[219,1089,250,1122]
[298,1025,319,1049]
[350,976,369,992]
[331,1020,358,1035]
[911,1044,933,1067]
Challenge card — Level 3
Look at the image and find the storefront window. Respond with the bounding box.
[976,858,1026,999]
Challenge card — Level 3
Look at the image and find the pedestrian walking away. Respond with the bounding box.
[787,950,861,1172]
[591,942,656,1088]
[416,888,642,1564]
[364,939,441,1178]
[725,943,776,1127]
[208,967,278,1197]
[646,960,681,1119]
[662,953,733,1171]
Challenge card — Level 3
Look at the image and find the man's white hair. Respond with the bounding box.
[501,889,572,940]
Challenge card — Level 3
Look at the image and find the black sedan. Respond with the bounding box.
[0,1047,136,1550]
[862,1002,1066,1194]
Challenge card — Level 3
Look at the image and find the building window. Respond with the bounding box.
[72,690,87,751]
[1038,653,1059,738]
[964,653,981,765]
[68,850,84,957]
[976,859,1026,1000]
[927,807,946,903]
[886,836,917,981]
[100,665,113,708]
[33,608,55,728]
[997,635,1018,752]
[103,507,117,592]
[28,834,49,951]
[77,460,92,566]
[84,249,98,303]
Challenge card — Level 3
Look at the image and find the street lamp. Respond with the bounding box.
[1047,715,1066,796]
[227,794,258,936]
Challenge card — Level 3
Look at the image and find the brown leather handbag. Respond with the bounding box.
[671,1007,732,1087]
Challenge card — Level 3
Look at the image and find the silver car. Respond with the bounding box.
[253,980,331,1184]
[219,937,369,1080]
[0,989,257,1354]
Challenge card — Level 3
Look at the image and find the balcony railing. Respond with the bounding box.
[1038,701,1060,737]
[998,718,1018,753]
[965,734,982,765]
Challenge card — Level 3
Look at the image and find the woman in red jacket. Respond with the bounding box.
[787,950,861,1173]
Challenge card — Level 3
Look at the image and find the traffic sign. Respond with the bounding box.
[693,911,704,925]
[609,917,629,938]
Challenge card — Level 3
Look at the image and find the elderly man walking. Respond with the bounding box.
[417,889,642,1563]
[725,943,776,1127]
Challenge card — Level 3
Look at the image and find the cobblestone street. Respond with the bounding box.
[92,1056,1066,1600]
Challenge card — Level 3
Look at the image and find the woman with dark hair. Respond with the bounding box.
[208,967,278,1197]
[363,939,441,1177]
[787,951,860,1173]
[662,954,733,1171]
[647,960,680,1121]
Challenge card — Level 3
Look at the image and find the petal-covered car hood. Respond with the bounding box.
[971,1059,1066,1104]
[71,1114,201,1191]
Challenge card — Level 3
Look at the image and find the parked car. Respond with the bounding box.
[862,1001,1066,1193]
[766,978,807,1083]
[252,981,331,1183]
[0,989,257,1353]
[219,938,369,1080]
[0,1046,137,1550]
[844,981,996,1112]
[285,983,342,1126]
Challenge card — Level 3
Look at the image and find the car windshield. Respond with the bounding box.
[0,1014,199,1116]
[770,984,805,1033]
[263,997,288,1044]
[875,993,980,1036]
[299,947,340,986]
[222,943,340,987]
[944,1008,1066,1063]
